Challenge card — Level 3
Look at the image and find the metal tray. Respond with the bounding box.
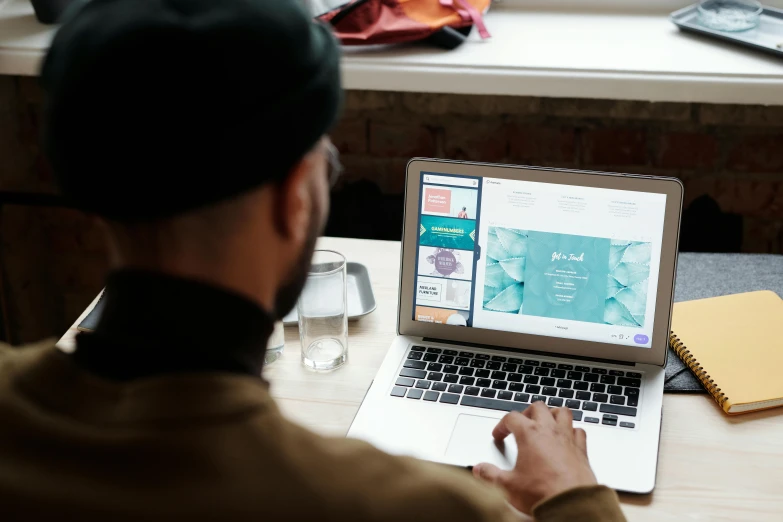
[671,4,783,58]
[282,261,377,325]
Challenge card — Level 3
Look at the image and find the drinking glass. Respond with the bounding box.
[264,321,285,365]
[297,250,348,371]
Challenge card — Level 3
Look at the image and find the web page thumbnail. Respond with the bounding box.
[415,306,469,326]
[417,276,472,311]
[418,246,474,280]
[421,185,478,220]
[483,227,651,327]
[419,215,476,250]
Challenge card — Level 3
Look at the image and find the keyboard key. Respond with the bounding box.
[607,385,622,395]
[543,386,558,396]
[427,363,443,372]
[427,372,444,381]
[481,388,497,398]
[507,373,523,383]
[502,363,518,373]
[460,395,528,413]
[556,379,573,389]
[492,380,508,390]
[416,380,431,389]
[470,359,486,368]
[475,354,490,360]
[459,351,475,358]
[609,370,624,377]
[491,371,507,380]
[508,382,524,392]
[476,378,491,388]
[475,369,491,378]
[526,384,541,394]
[400,368,427,379]
[404,360,427,370]
[602,415,617,426]
[426,347,442,354]
[590,383,606,393]
[542,362,556,368]
[391,386,406,397]
[486,361,501,371]
[626,372,642,379]
[600,375,616,385]
[627,396,639,407]
[410,346,426,352]
[459,376,476,386]
[571,410,584,421]
[610,395,626,405]
[600,404,637,417]
[566,399,581,409]
[519,365,534,375]
[455,357,471,366]
[407,352,423,360]
[531,395,547,403]
[514,393,530,402]
[557,364,574,370]
[618,377,642,387]
[585,416,599,424]
[548,397,564,407]
[524,375,539,384]
[551,369,566,378]
[508,357,525,364]
[525,360,540,366]
[620,421,635,429]
[593,393,609,403]
[567,371,583,381]
[448,384,464,394]
[583,402,598,411]
[491,355,507,362]
[444,374,459,383]
[458,367,474,376]
[624,387,640,397]
[540,377,556,387]
[558,389,575,399]
[440,393,460,404]
[498,391,513,400]
[576,365,590,372]
[407,388,423,399]
[432,382,448,392]
[534,367,551,376]
[464,386,480,396]
[395,377,415,387]
[573,381,589,391]
[423,353,438,362]
[575,391,591,400]
[444,349,459,356]
[438,355,454,364]
[443,365,458,374]
[591,368,607,375]
[423,391,439,402]
[583,373,599,383]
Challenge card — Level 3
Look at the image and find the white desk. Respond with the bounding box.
[57,237,783,521]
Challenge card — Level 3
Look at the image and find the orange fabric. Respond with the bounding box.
[398,0,489,29]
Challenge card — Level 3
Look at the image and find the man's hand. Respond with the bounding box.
[472,402,598,514]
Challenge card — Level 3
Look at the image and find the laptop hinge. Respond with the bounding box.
[422,337,635,367]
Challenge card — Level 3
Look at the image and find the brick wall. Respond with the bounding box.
[1,77,782,343]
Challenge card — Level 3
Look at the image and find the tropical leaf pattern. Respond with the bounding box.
[483,228,651,327]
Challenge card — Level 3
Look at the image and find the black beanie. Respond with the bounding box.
[41,0,342,222]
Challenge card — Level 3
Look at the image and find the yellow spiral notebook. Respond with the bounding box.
[670,290,783,415]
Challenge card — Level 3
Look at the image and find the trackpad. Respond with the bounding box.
[445,414,517,470]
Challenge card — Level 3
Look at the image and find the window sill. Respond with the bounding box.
[1,0,781,104]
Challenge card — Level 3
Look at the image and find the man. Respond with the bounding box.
[0,1,627,520]
[458,206,469,219]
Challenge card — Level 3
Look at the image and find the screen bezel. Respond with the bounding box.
[398,159,683,367]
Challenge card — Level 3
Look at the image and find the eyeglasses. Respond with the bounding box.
[325,140,343,189]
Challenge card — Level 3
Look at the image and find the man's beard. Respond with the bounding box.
[272,211,321,320]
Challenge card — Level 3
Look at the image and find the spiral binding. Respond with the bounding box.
[669,331,728,408]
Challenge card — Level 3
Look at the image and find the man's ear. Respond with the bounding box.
[272,154,316,243]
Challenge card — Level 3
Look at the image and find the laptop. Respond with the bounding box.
[347,159,683,494]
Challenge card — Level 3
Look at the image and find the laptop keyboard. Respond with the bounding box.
[391,345,642,429]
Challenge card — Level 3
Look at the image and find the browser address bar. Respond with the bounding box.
[423,174,479,188]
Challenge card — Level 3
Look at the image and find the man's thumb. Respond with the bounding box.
[472,463,507,485]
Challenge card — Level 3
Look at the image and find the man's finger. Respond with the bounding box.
[552,407,573,431]
[523,400,556,426]
[573,427,588,453]
[491,411,531,441]
[473,462,510,487]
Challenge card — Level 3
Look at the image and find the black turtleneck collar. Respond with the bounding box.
[71,270,275,381]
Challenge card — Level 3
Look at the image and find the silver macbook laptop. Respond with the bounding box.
[348,159,683,494]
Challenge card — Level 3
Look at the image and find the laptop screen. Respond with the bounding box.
[412,172,668,349]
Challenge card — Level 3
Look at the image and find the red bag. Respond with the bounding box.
[319,0,491,49]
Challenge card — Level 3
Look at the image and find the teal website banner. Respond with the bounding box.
[420,215,476,250]
[483,227,651,327]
